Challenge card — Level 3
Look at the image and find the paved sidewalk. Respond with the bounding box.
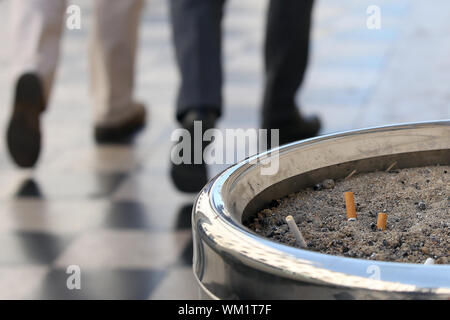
[0,0,448,299]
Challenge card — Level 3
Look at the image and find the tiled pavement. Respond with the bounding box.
[0,0,448,299]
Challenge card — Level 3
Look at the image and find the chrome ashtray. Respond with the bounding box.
[192,120,450,300]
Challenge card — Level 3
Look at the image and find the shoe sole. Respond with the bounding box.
[170,162,208,193]
[263,117,321,147]
[7,74,44,168]
[95,111,146,144]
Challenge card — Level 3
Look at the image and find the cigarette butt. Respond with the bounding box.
[285,215,308,248]
[345,169,357,180]
[344,192,357,221]
[385,161,397,172]
[376,212,387,231]
[424,258,435,265]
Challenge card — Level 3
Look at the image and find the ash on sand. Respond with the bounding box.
[247,165,449,264]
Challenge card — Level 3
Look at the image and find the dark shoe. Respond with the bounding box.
[262,108,321,147]
[170,109,218,193]
[94,104,146,144]
[7,73,45,168]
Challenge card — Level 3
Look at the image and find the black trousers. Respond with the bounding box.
[170,0,314,123]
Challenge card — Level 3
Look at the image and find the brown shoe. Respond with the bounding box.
[7,73,45,168]
[94,104,146,144]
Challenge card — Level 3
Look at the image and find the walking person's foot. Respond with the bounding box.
[170,109,218,193]
[94,103,147,144]
[262,107,321,148]
[6,73,45,168]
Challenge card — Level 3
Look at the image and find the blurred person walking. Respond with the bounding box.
[7,0,146,168]
[169,0,320,192]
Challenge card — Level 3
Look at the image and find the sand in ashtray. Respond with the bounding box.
[247,165,449,264]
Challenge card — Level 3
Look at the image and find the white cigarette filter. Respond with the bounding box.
[424,258,435,265]
[385,161,397,172]
[285,215,308,249]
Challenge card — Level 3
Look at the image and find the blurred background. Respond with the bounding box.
[0,0,448,299]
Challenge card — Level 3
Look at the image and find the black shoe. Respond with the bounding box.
[7,73,45,168]
[170,109,218,193]
[94,104,146,144]
[262,108,321,147]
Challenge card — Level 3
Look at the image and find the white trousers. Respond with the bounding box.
[10,0,144,126]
